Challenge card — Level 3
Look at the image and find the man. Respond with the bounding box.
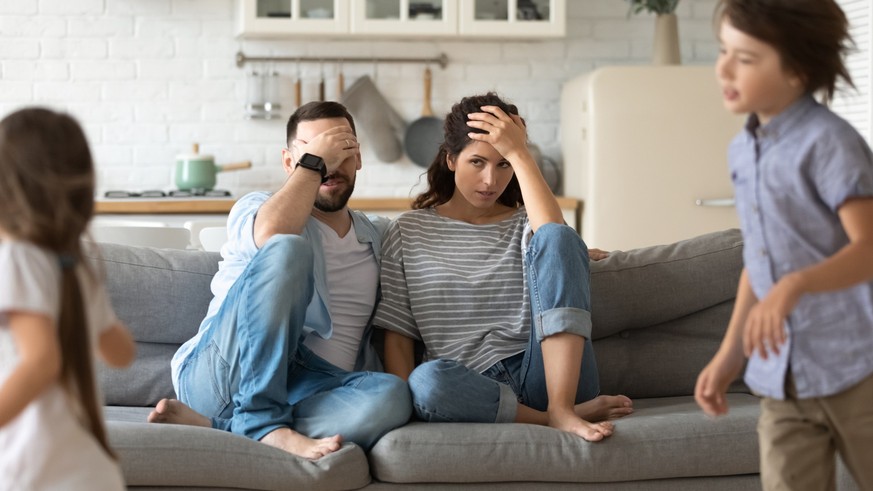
[150,101,411,460]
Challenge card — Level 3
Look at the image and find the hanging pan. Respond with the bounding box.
[403,67,443,167]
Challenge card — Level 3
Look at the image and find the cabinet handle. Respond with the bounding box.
[695,198,735,207]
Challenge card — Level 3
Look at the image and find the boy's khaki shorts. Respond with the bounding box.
[758,372,873,491]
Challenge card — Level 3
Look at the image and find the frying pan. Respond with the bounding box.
[404,67,443,168]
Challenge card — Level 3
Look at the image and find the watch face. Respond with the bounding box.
[298,153,327,181]
[300,153,322,168]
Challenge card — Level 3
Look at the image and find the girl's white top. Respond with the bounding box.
[0,240,124,491]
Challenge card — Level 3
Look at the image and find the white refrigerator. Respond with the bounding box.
[560,66,747,251]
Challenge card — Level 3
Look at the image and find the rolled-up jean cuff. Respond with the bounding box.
[534,308,592,342]
[495,383,518,423]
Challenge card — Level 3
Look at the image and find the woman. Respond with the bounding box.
[374,93,632,441]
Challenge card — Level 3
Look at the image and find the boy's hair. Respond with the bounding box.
[0,108,114,458]
[715,0,854,100]
[285,101,357,146]
[413,92,523,210]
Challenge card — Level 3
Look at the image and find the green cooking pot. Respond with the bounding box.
[175,143,252,192]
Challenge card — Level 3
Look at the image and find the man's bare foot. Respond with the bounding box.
[575,395,633,422]
[260,427,342,460]
[146,398,211,427]
[548,408,614,442]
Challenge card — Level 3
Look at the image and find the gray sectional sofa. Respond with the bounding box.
[90,228,859,490]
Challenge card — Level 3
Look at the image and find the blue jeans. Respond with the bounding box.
[176,235,411,450]
[407,223,600,423]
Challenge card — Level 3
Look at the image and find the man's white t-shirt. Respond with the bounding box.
[303,220,378,371]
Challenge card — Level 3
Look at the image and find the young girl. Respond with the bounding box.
[0,108,136,490]
[374,93,632,441]
[695,1,873,489]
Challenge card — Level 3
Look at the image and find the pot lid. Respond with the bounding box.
[176,143,214,162]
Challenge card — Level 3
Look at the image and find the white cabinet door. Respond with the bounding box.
[458,0,565,38]
[350,0,458,36]
[239,0,564,38]
[238,0,349,37]
[561,66,746,251]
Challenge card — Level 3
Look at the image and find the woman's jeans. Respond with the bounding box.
[176,235,411,450]
[407,223,599,423]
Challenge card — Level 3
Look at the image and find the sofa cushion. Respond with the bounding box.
[369,394,760,485]
[100,342,177,406]
[87,243,220,345]
[590,228,743,339]
[594,300,748,399]
[106,407,371,491]
[86,243,220,406]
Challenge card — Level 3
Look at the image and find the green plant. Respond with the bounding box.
[626,0,680,16]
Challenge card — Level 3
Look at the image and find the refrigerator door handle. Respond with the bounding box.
[695,198,736,207]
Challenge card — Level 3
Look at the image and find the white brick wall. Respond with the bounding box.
[0,0,720,198]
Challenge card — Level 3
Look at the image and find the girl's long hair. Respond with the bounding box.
[413,92,524,210]
[0,108,113,457]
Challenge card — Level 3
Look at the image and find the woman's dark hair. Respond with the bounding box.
[413,92,524,210]
[0,108,114,458]
[715,0,854,100]
[286,101,357,145]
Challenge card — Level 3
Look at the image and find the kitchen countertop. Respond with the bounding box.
[95,197,582,214]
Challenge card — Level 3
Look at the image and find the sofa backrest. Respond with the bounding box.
[91,228,746,407]
[87,243,220,406]
[590,228,746,398]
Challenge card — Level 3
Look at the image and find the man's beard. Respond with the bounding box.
[314,176,355,212]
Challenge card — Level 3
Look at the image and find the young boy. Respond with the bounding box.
[695,1,873,490]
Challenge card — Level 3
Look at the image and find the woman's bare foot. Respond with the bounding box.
[146,398,211,427]
[574,395,633,422]
[260,427,342,460]
[548,408,614,442]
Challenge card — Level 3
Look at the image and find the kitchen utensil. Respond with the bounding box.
[336,62,344,100]
[528,143,562,193]
[244,69,264,119]
[404,67,443,167]
[175,143,252,192]
[294,61,302,108]
[341,75,406,162]
[244,68,281,120]
[318,62,325,102]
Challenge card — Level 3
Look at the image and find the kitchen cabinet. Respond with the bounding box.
[238,0,349,36]
[350,0,458,36]
[237,0,565,38]
[459,0,565,37]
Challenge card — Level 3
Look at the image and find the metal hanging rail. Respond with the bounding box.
[235,51,449,69]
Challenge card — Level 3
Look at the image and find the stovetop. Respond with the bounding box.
[103,189,232,199]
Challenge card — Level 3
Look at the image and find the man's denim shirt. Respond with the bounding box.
[730,95,873,400]
[171,191,389,390]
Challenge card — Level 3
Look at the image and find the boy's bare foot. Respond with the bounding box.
[548,407,614,441]
[260,427,342,460]
[575,395,633,422]
[146,398,211,427]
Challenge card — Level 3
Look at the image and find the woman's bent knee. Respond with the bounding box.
[408,360,466,421]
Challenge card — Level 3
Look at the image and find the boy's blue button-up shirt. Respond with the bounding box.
[729,95,873,400]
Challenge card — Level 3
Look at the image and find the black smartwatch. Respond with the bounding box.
[296,153,327,183]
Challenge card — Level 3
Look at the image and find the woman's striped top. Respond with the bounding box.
[374,207,532,373]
